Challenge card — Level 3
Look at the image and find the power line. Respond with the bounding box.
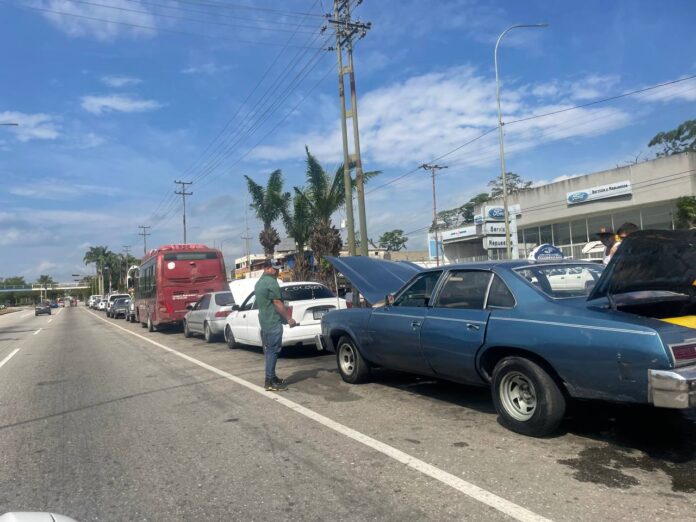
[171,0,326,19]
[3,1,325,48]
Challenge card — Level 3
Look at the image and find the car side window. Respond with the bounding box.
[434,270,492,309]
[486,275,516,309]
[393,271,442,308]
[242,294,256,311]
[199,294,211,310]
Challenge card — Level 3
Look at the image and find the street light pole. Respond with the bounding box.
[495,23,548,259]
[420,164,448,266]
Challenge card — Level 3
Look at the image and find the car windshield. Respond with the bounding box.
[515,263,605,298]
[281,284,334,301]
[214,292,234,306]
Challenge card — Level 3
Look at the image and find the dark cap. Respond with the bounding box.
[262,258,282,270]
[595,226,614,237]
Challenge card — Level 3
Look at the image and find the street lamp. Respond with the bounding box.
[494,23,548,259]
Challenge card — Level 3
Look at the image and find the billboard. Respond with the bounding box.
[566,180,632,205]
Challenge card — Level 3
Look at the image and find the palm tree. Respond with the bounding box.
[282,192,312,280]
[83,245,111,295]
[36,274,55,301]
[244,170,290,256]
[296,147,380,263]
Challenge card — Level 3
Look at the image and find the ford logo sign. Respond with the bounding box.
[487,207,505,219]
[567,191,589,204]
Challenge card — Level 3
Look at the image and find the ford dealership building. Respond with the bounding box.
[433,152,696,263]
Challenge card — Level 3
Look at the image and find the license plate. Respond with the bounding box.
[313,310,327,320]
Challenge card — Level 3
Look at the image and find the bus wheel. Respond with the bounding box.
[147,315,156,332]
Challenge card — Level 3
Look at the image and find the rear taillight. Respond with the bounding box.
[215,310,230,318]
[670,342,696,365]
[286,306,293,318]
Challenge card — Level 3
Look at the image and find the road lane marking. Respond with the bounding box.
[85,308,551,522]
[0,348,20,370]
[33,328,42,335]
[48,319,53,324]
[56,309,63,315]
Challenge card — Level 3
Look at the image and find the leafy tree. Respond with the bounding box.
[377,229,408,251]
[36,274,55,287]
[648,119,696,157]
[488,172,532,198]
[2,276,26,287]
[245,170,290,256]
[295,147,380,265]
[84,245,111,295]
[282,192,313,280]
[675,196,696,229]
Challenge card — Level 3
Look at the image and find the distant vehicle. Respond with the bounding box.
[224,281,346,349]
[35,302,51,316]
[88,295,101,308]
[49,301,59,309]
[109,297,131,319]
[57,299,65,307]
[106,293,130,314]
[183,291,235,342]
[126,299,136,322]
[97,299,107,311]
[134,244,228,332]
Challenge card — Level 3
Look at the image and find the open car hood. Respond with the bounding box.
[325,256,423,305]
[588,229,696,301]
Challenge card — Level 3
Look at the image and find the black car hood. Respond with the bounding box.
[325,256,423,305]
[588,229,696,300]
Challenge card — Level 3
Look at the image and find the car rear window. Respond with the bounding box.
[281,284,334,301]
[214,292,234,306]
[515,263,604,298]
[163,252,218,261]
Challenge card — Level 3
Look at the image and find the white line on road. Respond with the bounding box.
[85,308,551,522]
[48,319,53,324]
[33,328,42,335]
[0,348,20,370]
[56,309,63,315]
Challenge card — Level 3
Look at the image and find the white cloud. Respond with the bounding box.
[36,0,157,41]
[180,62,233,76]
[249,66,632,169]
[81,94,163,115]
[636,78,696,103]
[101,75,142,87]
[0,111,60,142]
[9,178,123,200]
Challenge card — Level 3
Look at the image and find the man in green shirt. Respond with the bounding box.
[255,259,297,391]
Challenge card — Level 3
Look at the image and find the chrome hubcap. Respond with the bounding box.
[499,371,537,421]
[338,343,355,375]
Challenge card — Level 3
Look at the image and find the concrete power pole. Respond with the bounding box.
[138,225,151,255]
[330,0,371,256]
[420,164,448,267]
[174,180,193,244]
[122,245,131,289]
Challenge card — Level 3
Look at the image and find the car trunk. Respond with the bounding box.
[588,230,696,366]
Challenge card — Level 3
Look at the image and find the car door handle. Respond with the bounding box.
[466,323,480,331]
[243,314,246,318]
[411,320,422,328]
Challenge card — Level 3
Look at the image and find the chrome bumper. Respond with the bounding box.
[648,364,696,409]
[314,334,327,352]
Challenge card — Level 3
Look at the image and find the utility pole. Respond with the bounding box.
[420,164,448,267]
[138,225,151,255]
[329,0,371,256]
[174,180,193,244]
[242,197,252,278]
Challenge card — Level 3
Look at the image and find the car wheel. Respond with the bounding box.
[336,336,370,384]
[183,320,192,338]
[147,315,156,332]
[34,312,38,316]
[224,326,237,349]
[204,322,214,343]
[491,356,566,437]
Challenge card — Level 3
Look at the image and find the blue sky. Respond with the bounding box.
[1,0,695,281]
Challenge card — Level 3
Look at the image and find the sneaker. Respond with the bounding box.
[272,376,286,386]
[265,378,288,391]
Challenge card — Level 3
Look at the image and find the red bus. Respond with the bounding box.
[134,244,229,331]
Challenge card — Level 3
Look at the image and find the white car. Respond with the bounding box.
[224,281,346,349]
[97,299,107,311]
[545,266,601,294]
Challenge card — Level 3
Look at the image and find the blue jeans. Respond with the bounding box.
[261,323,283,380]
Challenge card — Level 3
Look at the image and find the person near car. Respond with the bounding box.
[606,222,639,263]
[595,227,616,265]
[255,259,297,391]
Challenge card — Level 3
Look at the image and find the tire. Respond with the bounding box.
[491,356,566,437]
[336,336,370,384]
[183,320,192,338]
[225,325,237,349]
[203,322,214,343]
[147,315,156,332]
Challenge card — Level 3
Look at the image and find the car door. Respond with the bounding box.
[419,270,497,384]
[190,294,211,333]
[231,293,257,344]
[367,270,443,374]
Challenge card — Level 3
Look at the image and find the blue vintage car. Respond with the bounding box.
[318,230,696,436]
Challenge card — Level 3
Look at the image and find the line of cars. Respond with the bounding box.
[88,293,134,319]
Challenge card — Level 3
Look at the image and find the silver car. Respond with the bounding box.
[183,291,235,343]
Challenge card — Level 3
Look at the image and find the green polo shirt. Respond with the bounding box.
[255,273,283,331]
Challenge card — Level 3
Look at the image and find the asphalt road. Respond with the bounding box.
[1,306,695,521]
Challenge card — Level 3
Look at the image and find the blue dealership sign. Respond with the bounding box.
[528,243,565,261]
[487,207,506,220]
[567,191,589,204]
